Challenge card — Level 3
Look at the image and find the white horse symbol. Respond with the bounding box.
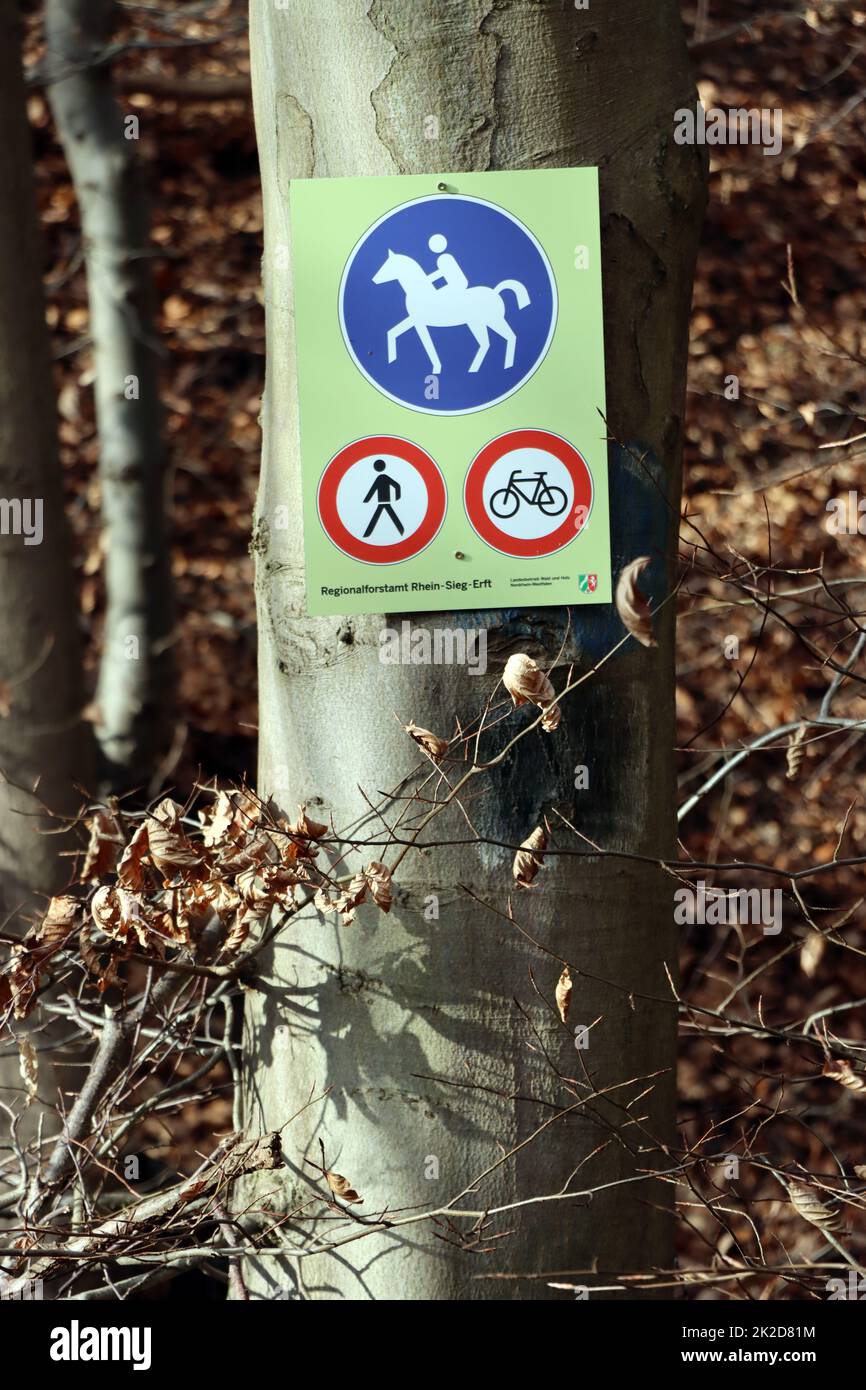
[372,236,530,375]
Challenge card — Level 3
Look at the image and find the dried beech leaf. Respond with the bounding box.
[35,895,82,952]
[363,861,393,912]
[314,884,362,928]
[786,1178,843,1231]
[199,878,242,920]
[147,816,204,880]
[513,827,547,888]
[79,923,122,993]
[199,790,237,847]
[325,1170,363,1204]
[823,1058,866,1095]
[117,823,150,891]
[8,947,40,1019]
[150,796,184,827]
[219,911,254,961]
[291,805,329,840]
[799,932,825,979]
[81,810,122,882]
[615,557,657,648]
[91,885,159,951]
[503,653,555,708]
[18,1036,38,1105]
[404,721,449,759]
[540,702,561,733]
[555,966,573,1023]
[786,723,807,780]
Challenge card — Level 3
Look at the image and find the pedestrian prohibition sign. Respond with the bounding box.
[317,436,447,565]
[290,168,611,616]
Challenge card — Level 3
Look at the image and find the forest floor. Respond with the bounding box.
[23,0,866,1294]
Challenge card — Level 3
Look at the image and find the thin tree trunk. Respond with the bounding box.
[0,6,95,1157]
[45,0,174,788]
[0,6,94,922]
[243,0,705,1300]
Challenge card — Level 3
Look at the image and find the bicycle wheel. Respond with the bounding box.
[490,487,520,519]
[537,486,568,517]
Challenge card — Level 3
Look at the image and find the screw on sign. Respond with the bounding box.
[316,435,447,565]
[464,429,593,558]
[339,194,557,415]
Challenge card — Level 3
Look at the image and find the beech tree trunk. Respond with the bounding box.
[242,0,705,1300]
[0,7,95,1153]
[0,7,93,921]
[45,0,174,787]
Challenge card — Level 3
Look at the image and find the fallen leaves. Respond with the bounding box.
[615,556,657,648]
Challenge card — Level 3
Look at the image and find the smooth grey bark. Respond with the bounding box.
[0,8,95,1156]
[242,0,705,1300]
[45,0,174,787]
[0,8,94,922]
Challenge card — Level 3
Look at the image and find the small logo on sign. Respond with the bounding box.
[578,574,597,593]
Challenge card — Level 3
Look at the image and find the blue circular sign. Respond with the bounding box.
[339,194,557,416]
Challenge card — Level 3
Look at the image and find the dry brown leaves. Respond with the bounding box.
[786,723,807,780]
[404,720,449,760]
[2,785,360,1007]
[503,654,561,733]
[7,895,84,1018]
[823,1057,866,1095]
[615,557,657,648]
[316,860,394,927]
[17,1036,38,1105]
[513,827,547,888]
[786,1178,844,1232]
[555,965,573,1023]
[325,1170,363,1204]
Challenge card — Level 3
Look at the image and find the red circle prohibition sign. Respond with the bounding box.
[464,428,594,558]
[317,435,447,564]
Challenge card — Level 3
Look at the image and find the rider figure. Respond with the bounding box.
[426,233,468,293]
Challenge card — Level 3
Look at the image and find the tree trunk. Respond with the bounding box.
[242,0,705,1300]
[0,6,94,922]
[45,0,174,788]
[0,6,95,1160]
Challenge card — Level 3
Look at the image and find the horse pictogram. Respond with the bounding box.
[372,232,530,375]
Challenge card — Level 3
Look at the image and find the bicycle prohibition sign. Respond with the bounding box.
[464,428,593,558]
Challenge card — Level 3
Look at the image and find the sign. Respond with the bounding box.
[339,195,557,415]
[463,429,593,558]
[317,436,447,564]
[291,169,610,616]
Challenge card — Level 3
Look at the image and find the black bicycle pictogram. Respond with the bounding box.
[489,469,568,520]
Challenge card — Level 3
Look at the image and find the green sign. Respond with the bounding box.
[290,168,609,616]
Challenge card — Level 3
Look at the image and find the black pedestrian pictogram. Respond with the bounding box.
[362,459,404,537]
